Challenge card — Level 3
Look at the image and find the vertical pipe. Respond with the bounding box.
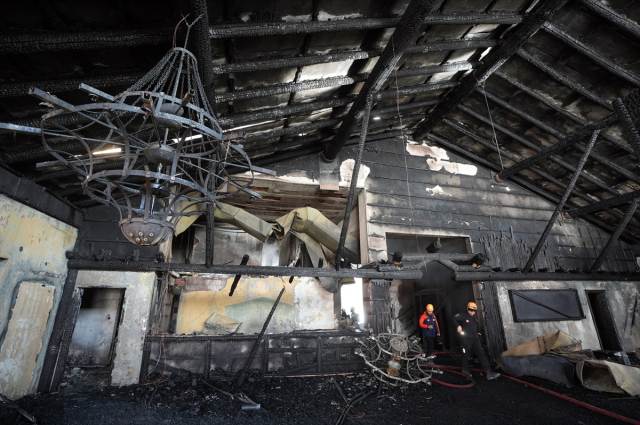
[203,340,211,380]
[139,340,151,383]
[335,94,373,270]
[523,130,600,272]
[205,152,218,268]
[38,268,79,392]
[50,289,83,391]
[237,287,285,387]
[590,198,640,273]
[317,336,323,374]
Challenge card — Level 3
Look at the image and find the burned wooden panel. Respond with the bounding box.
[0,282,55,400]
[143,330,366,379]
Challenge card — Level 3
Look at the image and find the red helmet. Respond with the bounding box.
[467,302,478,311]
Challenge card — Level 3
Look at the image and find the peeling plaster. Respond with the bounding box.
[406,141,478,176]
[294,277,337,329]
[426,185,448,196]
[317,10,362,21]
[339,159,370,187]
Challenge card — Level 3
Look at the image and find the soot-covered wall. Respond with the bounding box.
[262,136,640,347]
[0,195,77,399]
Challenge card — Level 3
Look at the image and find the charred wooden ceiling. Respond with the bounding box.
[1,0,640,240]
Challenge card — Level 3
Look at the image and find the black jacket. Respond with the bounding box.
[452,311,480,339]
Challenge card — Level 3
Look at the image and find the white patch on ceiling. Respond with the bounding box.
[239,13,251,22]
[426,185,447,196]
[406,140,477,176]
[339,159,370,187]
[242,171,318,186]
[317,10,362,21]
[281,14,312,22]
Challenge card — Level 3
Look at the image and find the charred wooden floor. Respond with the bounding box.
[3,354,639,425]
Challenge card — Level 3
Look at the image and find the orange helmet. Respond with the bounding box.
[426,304,434,312]
[467,302,478,311]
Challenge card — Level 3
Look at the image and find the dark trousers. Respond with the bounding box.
[423,336,434,356]
[461,338,490,371]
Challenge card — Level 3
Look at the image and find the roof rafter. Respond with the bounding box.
[413,0,571,141]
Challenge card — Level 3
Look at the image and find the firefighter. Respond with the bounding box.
[453,301,500,380]
[419,304,440,357]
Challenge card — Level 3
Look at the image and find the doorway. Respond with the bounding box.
[386,235,474,351]
[587,291,622,351]
[68,288,125,367]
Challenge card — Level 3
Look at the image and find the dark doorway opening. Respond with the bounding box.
[587,291,622,351]
[386,235,474,351]
[68,288,125,367]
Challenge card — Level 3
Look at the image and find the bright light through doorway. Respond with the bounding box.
[340,278,364,328]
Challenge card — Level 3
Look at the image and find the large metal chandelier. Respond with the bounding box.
[27,19,260,246]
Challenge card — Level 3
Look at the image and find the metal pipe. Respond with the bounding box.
[323,0,440,162]
[590,198,640,273]
[522,130,599,273]
[452,270,640,281]
[66,259,423,279]
[237,287,285,387]
[229,254,250,296]
[543,23,640,87]
[413,0,570,141]
[336,94,373,270]
[516,49,613,111]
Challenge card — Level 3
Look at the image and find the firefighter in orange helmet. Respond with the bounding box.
[453,301,500,380]
[419,304,440,357]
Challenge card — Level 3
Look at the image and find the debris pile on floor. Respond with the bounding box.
[498,331,640,396]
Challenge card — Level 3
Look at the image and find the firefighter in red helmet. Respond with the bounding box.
[419,304,440,358]
[453,301,500,380]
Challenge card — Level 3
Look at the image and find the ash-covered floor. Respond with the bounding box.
[2,354,639,425]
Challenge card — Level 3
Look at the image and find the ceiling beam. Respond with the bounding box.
[456,103,619,195]
[441,117,640,230]
[322,0,441,161]
[516,49,614,111]
[209,13,523,39]
[577,0,640,41]
[188,0,216,108]
[567,189,640,218]
[480,89,640,184]
[494,111,617,182]
[542,22,640,87]
[413,0,570,141]
[493,71,634,155]
[0,28,173,54]
[0,72,144,99]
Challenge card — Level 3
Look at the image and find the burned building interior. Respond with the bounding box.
[2,0,640,423]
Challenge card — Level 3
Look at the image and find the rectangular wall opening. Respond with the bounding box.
[68,288,125,367]
[587,291,622,351]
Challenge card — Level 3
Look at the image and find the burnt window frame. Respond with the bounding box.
[508,289,585,323]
